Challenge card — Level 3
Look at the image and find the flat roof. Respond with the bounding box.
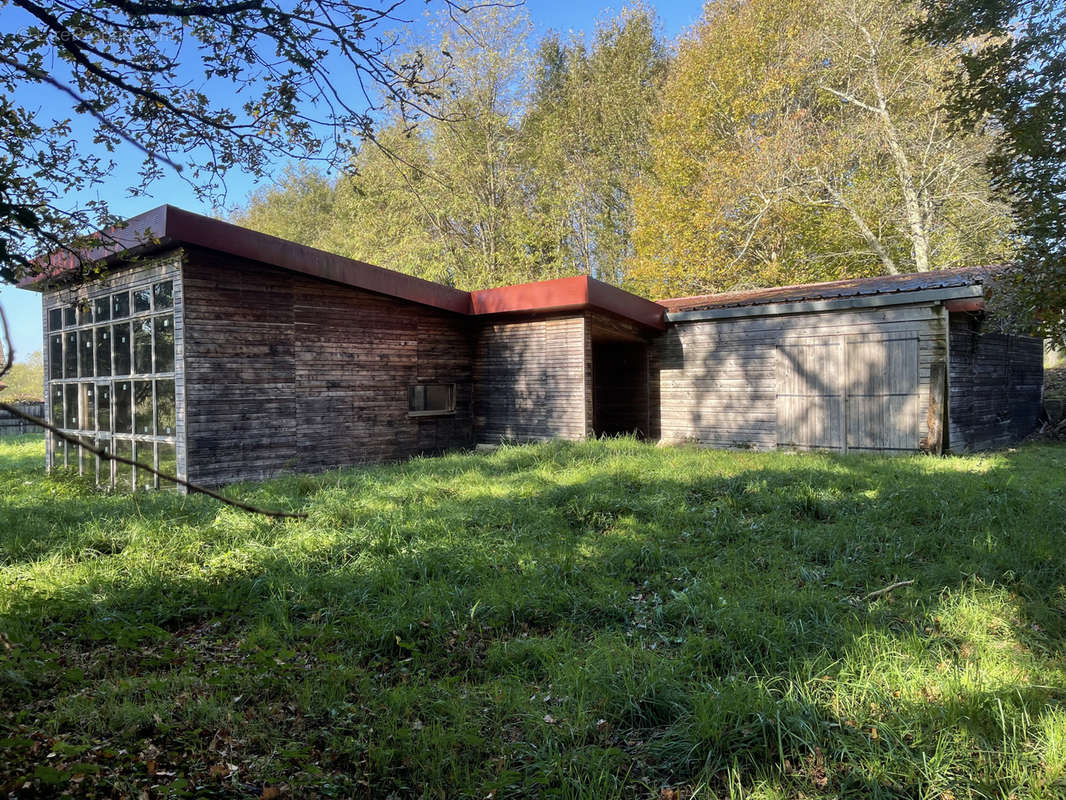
[22,205,665,329]
[471,276,666,330]
[659,267,992,313]
[21,205,994,331]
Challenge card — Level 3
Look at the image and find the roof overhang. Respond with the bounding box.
[471,276,666,330]
[20,205,471,315]
[19,205,667,330]
[665,284,985,323]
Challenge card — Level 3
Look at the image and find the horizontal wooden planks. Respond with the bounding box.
[182,247,473,485]
[948,313,1043,451]
[474,315,587,443]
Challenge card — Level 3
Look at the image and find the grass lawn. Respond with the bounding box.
[2,435,1066,799]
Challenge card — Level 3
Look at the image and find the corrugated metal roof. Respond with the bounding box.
[658,267,993,313]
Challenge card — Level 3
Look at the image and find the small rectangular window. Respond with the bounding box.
[95,327,111,376]
[408,383,456,415]
[64,306,77,327]
[134,318,153,373]
[49,334,63,379]
[93,297,110,322]
[112,323,131,375]
[158,443,177,490]
[153,281,173,310]
[134,441,155,489]
[114,439,133,491]
[48,308,63,331]
[112,292,130,319]
[80,384,95,431]
[155,379,175,435]
[78,330,94,377]
[154,314,174,372]
[96,383,111,432]
[114,381,132,433]
[133,288,152,314]
[78,302,92,325]
[64,332,78,378]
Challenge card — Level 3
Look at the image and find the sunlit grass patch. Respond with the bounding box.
[2,435,1065,797]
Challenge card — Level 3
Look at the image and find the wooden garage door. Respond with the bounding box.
[776,340,845,449]
[776,336,920,452]
[845,336,920,451]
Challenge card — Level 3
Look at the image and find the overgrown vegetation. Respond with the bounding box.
[2,435,1066,798]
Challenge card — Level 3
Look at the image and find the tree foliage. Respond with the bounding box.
[0,350,43,401]
[0,0,483,284]
[235,4,667,290]
[627,0,1013,298]
[916,0,1066,342]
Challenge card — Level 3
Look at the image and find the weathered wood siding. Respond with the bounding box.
[473,315,588,444]
[655,303,947,451]
[948,313,1043,451]
[182,248,473,485]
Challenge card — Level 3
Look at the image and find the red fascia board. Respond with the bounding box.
[20,205,471,315]
[471,276,665,330]
[163,207,472,315]
[18,205,174,289]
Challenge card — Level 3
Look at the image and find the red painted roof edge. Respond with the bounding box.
[164,207,472,315]
[658,266,996,313]
[470,275,665,330]
[18,205,660,327]
[21,205,472,315]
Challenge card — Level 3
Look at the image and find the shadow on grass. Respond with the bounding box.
[2,438,1066,797]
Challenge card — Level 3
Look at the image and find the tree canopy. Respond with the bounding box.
[0,0,481,284]
[238,0,1020,304]
[627,0,1013,298]
[236,4,667,290]
[917,0,1066,342]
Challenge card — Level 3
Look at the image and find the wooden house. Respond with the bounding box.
[24,206,1043,488]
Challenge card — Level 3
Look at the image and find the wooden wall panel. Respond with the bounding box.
[182,248,473,485]
[473,314,588,444]
[948,313,1043,451]
[655,304,947,451]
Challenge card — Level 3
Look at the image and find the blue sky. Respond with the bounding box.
[0,1,703,363]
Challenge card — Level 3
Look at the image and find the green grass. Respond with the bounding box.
[2,434,1066,799]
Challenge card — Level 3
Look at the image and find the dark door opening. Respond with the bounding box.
[592,341,649,438]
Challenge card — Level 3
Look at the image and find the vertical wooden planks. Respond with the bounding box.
[843,336,919,451]
[775,339,844,450]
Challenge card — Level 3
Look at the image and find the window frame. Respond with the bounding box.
[44,270,181,490]
[407,383,457,417]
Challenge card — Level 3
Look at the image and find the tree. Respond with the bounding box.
[240,5,541,289]
[524,6,667,285]
[628,0,1013,299]
[237,5,668,291]
[916,0,1066,343]
[0,0,488,284]
[0,350,43,401]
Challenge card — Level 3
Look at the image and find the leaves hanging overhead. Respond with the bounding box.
[0,0,485,284]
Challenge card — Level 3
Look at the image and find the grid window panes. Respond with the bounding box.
[46,278,178,490]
